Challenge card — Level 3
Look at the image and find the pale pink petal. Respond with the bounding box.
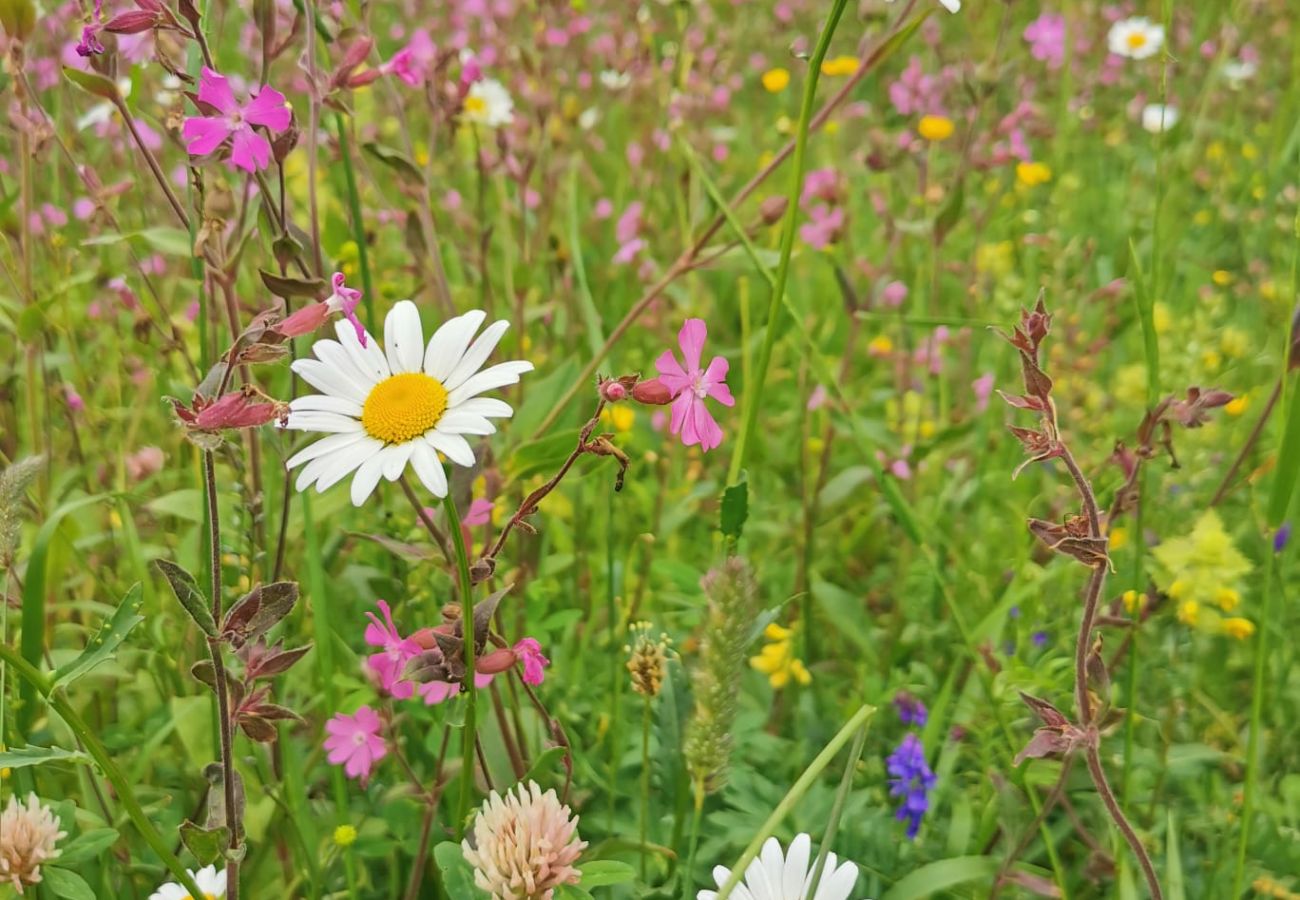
[702,357,734,406]
[228,128,272,172]
[196,67,238,114]
[181,116,231,156]
[687,398,723,451]
[655,350,691,394]
[668,391,693,437]
[244,85,292,130]
[677,318,707,372]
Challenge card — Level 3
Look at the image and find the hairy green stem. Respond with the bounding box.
[444,492,477,838]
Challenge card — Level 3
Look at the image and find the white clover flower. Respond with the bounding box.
[1108,17,1164,60]
[283,301,531,506]
[1141,103,1179,134]
[462,781,586,899]
[698,834,864,900]
[149,865,227,900]
[0,793,66,893]
[464,78,515,128]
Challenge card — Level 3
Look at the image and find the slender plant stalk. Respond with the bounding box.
[334,111,377,326]
[1232,549,1276,894]
[444,492,478,838]
[640,695,652,880]
[806,720,868,897]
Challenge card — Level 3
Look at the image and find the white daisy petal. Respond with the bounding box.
[447,360,534,405]
[783,834,811,898]
[306,437,381,492]
[350,453,387,506]
[283,412,364,433]
[424,431,476,467]
[286,432,367,469]
[289,394,364,417]
[424,310,488,381]
[291,358,370,403]
[313,339,380,391]
[711,867,732,889]
[443,319,510,391]
[813,860,858,900]
[742,854,777,900]
[384,300,426,374]
[335,319,389,382]
[436,411,496,436]
[380,443,414,481]
[410,441,449,497]
[452,397,514,419]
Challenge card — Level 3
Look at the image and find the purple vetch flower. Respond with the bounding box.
[1031,630,1048,647]
[887,733,936,839]
[1274,522,1291,554]
[893,692,928,727]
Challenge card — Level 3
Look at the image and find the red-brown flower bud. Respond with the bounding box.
[632,377,673,406]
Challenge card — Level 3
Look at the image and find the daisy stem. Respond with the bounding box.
[712,704,875,900]
[806,719,867,898]
[444,492,478,839]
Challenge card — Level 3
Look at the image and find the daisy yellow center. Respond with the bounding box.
[180,894,218,900]
[1126,32,1147,49]
[361,372,448,444]
[465,95,487,115]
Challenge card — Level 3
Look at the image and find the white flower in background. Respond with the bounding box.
[464,78,515,128]
[599,69,631,90]
[886,0,959,13]
[1108,17,1164,59]
[284,301,531,506]
[1223,59,1257,88]
[1141,103,1179,133]
[76,78,132,130]
[0,793,66,893]
[698,834,863,900]
[462,781,586,899]
[149,865,227,900]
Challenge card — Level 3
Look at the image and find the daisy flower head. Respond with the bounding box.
[182,67,291,173]
[1108,17,1164,60]
[697,833,861,900]
[1141,103,1178,134]
[149,865,227,900]
[284,301,532,506]
[464,78,515,128]
[654,319,735,453]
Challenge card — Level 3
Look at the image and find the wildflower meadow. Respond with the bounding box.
[3,0,1300,897]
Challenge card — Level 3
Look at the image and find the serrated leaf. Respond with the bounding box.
[577,859,636,887]
[41,867,97,900]
[0,745,92,770]
[55,828,120,867]
[51,584,146,689]
[155,559,218,637]
[433,841,489,898]
[720,477,748,539]
[181,819,230,866]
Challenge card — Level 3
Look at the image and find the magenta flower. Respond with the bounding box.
[182,67,291,173]
[324,706,387,781]
[325,272,365,344]
[1023,13,1066,68]
[364,600,421,700]
[384,29,436,86]
[654,319,735,453]
[513,638,550,686]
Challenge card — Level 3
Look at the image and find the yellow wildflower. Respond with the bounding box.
[868,335,894,355]
[601,405,635,432]
[749,623,811,689]
[1152,302,1172,334]
[761,68,790,93]
[1222,617,1255,640]
[333,824,358,847]
[820,55,859,76]
[1215,587,1241,612]
[1177,600,1200,626]
[1016,161,1052,187]
[1154,511,1252,632]
[1122,590,1147,614]
[1109,526,1129,553]
[1211,269,1233,287]
[1220,327,1249,359]
[917,115,955,142]
[1225,396,1249,416]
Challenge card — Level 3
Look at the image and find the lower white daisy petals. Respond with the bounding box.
[697,834,864,900]
[283,301,531,506]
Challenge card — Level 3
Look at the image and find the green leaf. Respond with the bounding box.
[433,841,489,898]
[553,885,594,899]
[720,477,748,539]
[577,859,636,887]
[41,867,97,900]
[0,745,91,770]
[62,66,118,100]
[181,819,230,866]
[0,0,36,39]
[83,227,193,257]
[1166,810,1185,900]
[55,828,120,867]
[881,856,1007,900]
[154,559,218,637]
[51,584,146,689]
[259,269,327,300]
[520,746,567,788]
[362,143,425,186]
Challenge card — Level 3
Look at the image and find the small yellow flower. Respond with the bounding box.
[1122,589,1147,614]
[761,68,790,93]
[1221,327,1249,359]
[1177,600,1200,626]
[1212,269,1233,286]
[824,120,840,136]
[1225,396,1249,416]
[775,115,794,135]
[749,623,811,689]
[917,115,955,142]
[1152,302,1172,334]
[1215,587,1241,612]
[1242,142,1259,161]
[820,55,859,77]
[1222,617,1255,639]
[1206,141,1226,162]
[1193,210,1212,226]
[1202,349,1222,371]
[1016,161,1052,187]
[1109,526,1129,553]
[868,334,894,355]
[1168,579,1189,599]
[333,824,358,847]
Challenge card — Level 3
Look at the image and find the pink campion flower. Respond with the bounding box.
[278,272,366,344]
[798,205,845,250]
[513,638,550,685]
[1023,13,1066,68]
[800,168,842,208]
[384,28,437,86]
[182,67,292,173]
[364,600,421,699]
[972,372,995,412]
[324,706,387,781]
[613,202,645,265]
[654,319,735,453]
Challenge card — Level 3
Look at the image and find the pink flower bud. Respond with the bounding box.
[104,9,159,33]
[475,648,518,675]
[278,302,330,338]
[599,379,627,402]
[632,378,674,406]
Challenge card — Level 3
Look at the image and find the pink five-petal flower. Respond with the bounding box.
[182,67,291,173]
[654,319,735,453]
[324,706,387,781]
[325,272,367,346]
[513,637,550,685]
[418,680,461,705]
[364,600,421,700]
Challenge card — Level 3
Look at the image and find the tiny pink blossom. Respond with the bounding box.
[325,272,366,345]
[182,67,292,173]
[654,319,735,453]
[462,498,494,527]
[364,600,421,699]
[64,385,85,412]
[1023,13,1066,68]
[513,637,550,685]
[384,29,436,86]
[324,706,387,781]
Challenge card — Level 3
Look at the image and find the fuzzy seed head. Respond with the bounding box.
[626,621,672,698]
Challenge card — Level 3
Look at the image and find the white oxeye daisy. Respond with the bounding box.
[149,864,227,900]
[464,78,515,128]
[1107,17,1164,60]
[283,301,532,506]
[697,834,864,900]
[1141,102,1178,134]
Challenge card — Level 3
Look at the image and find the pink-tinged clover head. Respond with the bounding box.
[324,706,387,781]
[654,319,735,453]
[182,67,292,173]
[513,637,550,685]
[364,600,421,700]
